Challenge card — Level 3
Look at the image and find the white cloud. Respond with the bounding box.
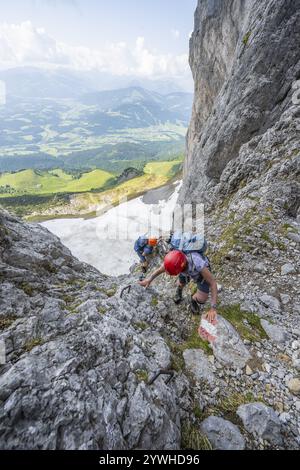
[0,21,190,82]
[171,29,180,39]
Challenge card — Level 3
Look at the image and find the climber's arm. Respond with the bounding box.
[201,267,218,322]
[139,264,165,288]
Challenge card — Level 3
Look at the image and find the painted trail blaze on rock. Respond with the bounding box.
[198,318,218,343]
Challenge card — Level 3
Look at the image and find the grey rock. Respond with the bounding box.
[280,294,291,306]
[212,316,251,369]
[281,263,297,276]
[287,232,300,243]
[292,359,300,371]
[200,416,245,450]
[287,378,300,396]
[279,412,291,424]
[237,403,283,446]
[183,349,216,384]
[253,263,268,274]
[259,295,281,312]
[260,320,287,344]
[295,401,300,412]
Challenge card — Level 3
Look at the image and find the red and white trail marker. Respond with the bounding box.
[198,317,218,344]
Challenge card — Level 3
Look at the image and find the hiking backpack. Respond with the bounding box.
[170,231,207,256]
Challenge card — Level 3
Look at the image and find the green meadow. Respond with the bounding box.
[0,168,114,197]
[0,159,183,219]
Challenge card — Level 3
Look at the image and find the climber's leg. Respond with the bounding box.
[190,278,210,314]
[174,274,188,304]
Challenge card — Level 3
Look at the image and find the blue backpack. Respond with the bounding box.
[170,231,207,255]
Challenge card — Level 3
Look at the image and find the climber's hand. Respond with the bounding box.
[139,279,151,289]
[205,308,217,324]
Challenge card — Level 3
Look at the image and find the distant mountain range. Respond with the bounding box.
[79,86,193,127]
[0,67,189,100]
[0,68,193,173]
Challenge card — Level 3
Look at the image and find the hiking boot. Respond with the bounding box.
[174,287,183,304]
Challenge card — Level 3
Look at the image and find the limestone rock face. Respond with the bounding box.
[181,0,300,204]
[0,210,181,450]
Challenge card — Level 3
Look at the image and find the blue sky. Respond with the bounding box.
[1,0,197,54]
[0,0,197,88]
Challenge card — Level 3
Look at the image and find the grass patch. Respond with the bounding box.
[0,316,17,330]
[65,278,87,288]
[144,160,182,178]
[277,240,287,251]
[106,285,117,297]
[261,231,274,246]
[181,318,213,355]
[211,210,255,265]
[20,282,34,297]
[24,337,43,352]
[211,208,277,266]
[242,31,251,46]
[181,422,212,450]
[96,285,117,297]
[135,369,149,383]
[281,223,298,235]
[193,404,204,420]
[133,321,149,331]
[204,392,257,424]
[43,261,58,274]
[218,304,268,342]
[97,307,107,315]
[151,297,158,307]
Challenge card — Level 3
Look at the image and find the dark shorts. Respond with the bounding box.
[179,273,210,294]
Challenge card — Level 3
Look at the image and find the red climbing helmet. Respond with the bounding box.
[164,250,187,276]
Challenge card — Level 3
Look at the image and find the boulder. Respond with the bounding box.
[200,416,245,450]
[281,263,297,276]
[287,378,300,396]
[237,403,283,446]
[212,316,251,369]
[287,232,300,243]
[260,319,287,344]
[259,295,281,312]
[183,349,216,384]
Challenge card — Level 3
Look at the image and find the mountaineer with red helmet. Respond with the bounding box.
[139,249,218,323]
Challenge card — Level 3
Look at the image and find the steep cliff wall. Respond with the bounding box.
[182,0,300,203]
